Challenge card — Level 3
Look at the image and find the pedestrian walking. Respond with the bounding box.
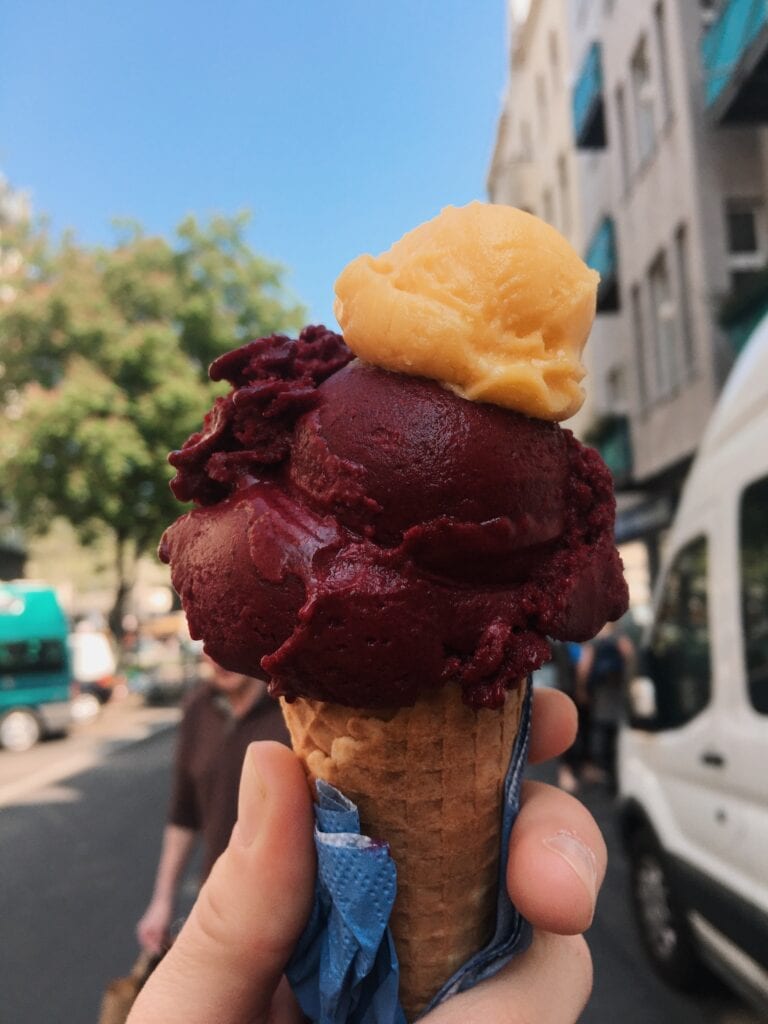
[577,623,634,790]
[136,656,290,956]
[549,641,589,793]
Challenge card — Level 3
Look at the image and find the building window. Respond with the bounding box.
[700,0,721,26]
[542,188,555,227]
[674,224,696,377]
[557,154,572,239]
[740,474,768,715]
[615,83,631,194]
[653,2,673,122]
[631,283,649,411]
[536,73,548,137]
[725,198,767,291]
[631,36,656,167]
[549,30,560,91]
[648,251,679,398]
[606,365,627,408]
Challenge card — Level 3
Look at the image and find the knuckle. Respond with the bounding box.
[193,874,233,951]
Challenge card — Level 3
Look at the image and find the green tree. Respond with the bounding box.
[0,213,306,633]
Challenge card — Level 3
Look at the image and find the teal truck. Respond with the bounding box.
[0,582,72,751]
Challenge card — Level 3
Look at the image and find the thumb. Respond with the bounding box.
[129,742,316,1024]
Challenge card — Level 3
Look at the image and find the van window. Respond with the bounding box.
[646,536,711,728]
[0,638,67,674]
[740,475,768,714]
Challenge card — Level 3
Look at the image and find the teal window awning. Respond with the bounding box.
[586,415,633,486]
[573,41,607,148]
[585,216,619,312]
[702,0,768,121]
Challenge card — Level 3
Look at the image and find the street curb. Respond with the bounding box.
[0,709,181,809]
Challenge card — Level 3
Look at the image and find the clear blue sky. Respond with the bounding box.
[0,1,508,328]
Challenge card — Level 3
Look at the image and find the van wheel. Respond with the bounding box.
[629,826,702,989]
[0,708,42,752]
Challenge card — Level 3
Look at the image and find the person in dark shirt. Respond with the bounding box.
[549,640,588,794]
[576,622,634,789]
[136,656,290,955]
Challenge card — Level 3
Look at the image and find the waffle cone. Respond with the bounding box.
[281,682,525,1021]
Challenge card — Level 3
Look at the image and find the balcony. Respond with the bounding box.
[572,42,607,148]
[702,0,768,122]
[585,216,619,312]
[718,265,768,355]
[586,414,633,486]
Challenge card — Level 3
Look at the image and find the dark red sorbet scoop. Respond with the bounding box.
[160,327,628,709]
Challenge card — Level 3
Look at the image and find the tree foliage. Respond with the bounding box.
[0,212,306,628]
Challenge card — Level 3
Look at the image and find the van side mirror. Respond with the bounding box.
[628,675,657,725]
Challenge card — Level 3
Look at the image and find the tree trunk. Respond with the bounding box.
[108,535,133,640]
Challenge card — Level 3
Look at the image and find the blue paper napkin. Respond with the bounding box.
[287,681,534,1023]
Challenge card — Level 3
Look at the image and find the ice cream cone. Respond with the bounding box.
[281,681,526,1021]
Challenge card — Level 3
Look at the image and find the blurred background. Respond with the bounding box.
[1,1,767,1022]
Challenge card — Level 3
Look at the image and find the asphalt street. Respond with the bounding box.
[0,709,761,1024]
[0,721,181,1024]
[563,778,761,1024]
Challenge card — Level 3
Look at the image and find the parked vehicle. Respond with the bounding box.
[124,616,202,706]
[0,582,72,751]
[68,625,121,722]
[619,316,768,1014]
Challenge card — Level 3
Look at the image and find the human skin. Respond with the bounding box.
[128,688,606,1024]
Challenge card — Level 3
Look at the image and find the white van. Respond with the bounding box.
[618,315,768,1015]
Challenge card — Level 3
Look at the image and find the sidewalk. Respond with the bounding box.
[0,694,180,809]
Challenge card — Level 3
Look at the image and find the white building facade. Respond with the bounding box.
[490,0,768,587]
[488,0,601,438]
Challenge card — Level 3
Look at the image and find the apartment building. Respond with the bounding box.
[488,0,581,236]
[487,0,599,430]
[491,0,768,589]
[488,0,650,603]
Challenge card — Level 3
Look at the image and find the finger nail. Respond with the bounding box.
[233,746,268,848]
[543,830,598,910]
